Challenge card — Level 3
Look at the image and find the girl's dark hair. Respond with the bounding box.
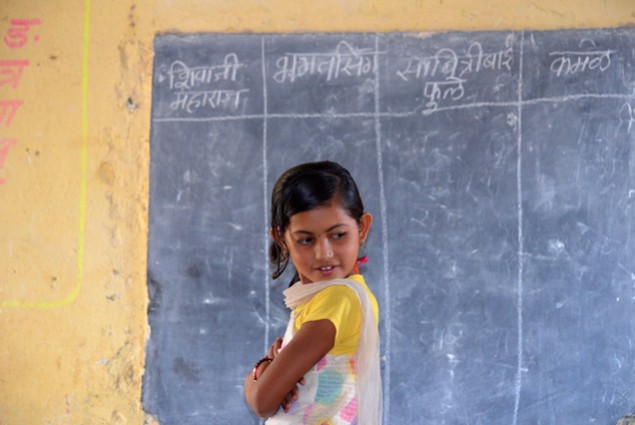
[269,161,365,284]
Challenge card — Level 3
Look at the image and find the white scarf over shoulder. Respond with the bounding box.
[283,278,383,425]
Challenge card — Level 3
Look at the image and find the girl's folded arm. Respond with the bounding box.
[244,319,336,418]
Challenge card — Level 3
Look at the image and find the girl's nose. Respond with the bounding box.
[315,237,333,260]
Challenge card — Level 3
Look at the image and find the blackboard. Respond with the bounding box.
[143,29,635,425]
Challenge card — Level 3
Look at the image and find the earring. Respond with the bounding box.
[356,240,368,266]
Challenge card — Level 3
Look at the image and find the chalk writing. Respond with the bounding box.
[459,36,515,78]
[423,77,467,113]
[167,54,244,91]
[273,41,377,83]
[0,60,29,88]
[396,35,515,82]
[396,35,515,113]
[0,138,16,185]
[169,89,249,113]
[3,19,41,49]
[397,48,458,82]
[549,43,613,77]
[620,103,635,134]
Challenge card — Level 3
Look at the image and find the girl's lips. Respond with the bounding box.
[316,265,337,275]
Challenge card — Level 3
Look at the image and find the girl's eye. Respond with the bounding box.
[331,232,347,240]
[297,237,313,245]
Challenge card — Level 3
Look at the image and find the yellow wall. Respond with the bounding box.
[1,1,633,424]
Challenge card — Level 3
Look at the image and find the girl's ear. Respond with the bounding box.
[358,212,373,243]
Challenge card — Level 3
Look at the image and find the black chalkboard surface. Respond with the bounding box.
[143,29,635,425]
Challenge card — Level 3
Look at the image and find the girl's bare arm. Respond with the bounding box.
[244,319,336,418]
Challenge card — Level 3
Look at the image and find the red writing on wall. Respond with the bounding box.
[0,18,40,185]
[0,139,16,185]
[4,19,41,49]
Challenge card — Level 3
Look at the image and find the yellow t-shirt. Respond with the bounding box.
[292,274,379,356]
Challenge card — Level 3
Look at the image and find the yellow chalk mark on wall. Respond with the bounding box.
[0,0,90,309]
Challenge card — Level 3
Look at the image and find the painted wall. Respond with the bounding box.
[1,1,634,424]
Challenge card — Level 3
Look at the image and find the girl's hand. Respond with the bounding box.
[245,321,334,418]
[281,377,306,412]
[267,337,283,359]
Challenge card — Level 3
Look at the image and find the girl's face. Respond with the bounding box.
[283,201,372,284]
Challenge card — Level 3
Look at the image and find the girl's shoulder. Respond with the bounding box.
[308,284,360,310]
[309,275,369,307]
[292,275,378,323]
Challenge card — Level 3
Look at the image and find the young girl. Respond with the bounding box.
[244,161,382,425]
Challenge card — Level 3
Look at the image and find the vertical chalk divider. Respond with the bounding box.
[513,30,526,425]
[373,33,392,423]
[261,36,271,356]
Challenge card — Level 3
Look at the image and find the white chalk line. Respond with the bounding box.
[512,30,525,425]
[152,92,635,123]
[374,34,391,424]
[261,37,271,354]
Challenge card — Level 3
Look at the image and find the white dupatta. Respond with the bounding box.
[282,278,383,425]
